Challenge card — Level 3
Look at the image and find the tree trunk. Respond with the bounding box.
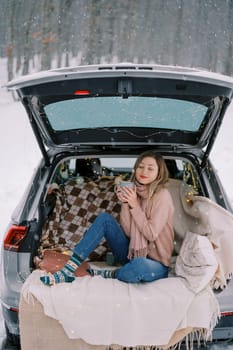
[41,0,54,70]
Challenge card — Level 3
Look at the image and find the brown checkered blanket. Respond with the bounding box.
[38,177,121,261]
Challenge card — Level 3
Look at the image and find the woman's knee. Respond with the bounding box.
[97,212,112,221]
[95,212,113,225]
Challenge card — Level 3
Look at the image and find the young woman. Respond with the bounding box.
[40,151,175,285]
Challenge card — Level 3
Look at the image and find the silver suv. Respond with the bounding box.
[1,63,233,347]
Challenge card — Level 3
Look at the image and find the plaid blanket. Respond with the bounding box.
[39,177,121,261]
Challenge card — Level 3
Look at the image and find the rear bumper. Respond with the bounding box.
[1,303,19,336]
[213,315,233,341]
[181,341,233,349]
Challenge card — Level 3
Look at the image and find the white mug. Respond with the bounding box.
[119,181,134,189]
[114,180,134,193]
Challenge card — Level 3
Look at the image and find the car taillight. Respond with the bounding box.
[74,90,90,95]
[4,225,27,252]
[10,307,19,313]
[221,311,233,317]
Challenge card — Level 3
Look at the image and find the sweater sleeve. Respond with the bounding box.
[130,189,173,242]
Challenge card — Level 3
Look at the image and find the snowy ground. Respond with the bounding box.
[0,59,41,243]
[0,59,40,349]
[1,58,233,348]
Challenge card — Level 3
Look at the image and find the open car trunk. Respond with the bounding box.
[6,63,233,166]
[19,155,233,349]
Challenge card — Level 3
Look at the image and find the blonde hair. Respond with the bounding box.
[131,150,169,200]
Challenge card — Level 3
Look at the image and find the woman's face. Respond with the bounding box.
[135,156,159,185]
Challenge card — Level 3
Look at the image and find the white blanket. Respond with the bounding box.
[22,270,219,347]
[168,179,233,289]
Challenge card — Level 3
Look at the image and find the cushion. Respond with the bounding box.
[35,250,90,277]
[175,231,218,293]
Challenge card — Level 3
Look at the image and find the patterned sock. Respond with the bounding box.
[87,268,116,279]
[40,253,83,286]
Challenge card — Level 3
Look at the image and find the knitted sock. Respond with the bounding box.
[40,253,83,286]
[87,267,116,279]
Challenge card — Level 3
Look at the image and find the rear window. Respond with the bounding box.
[44,96,207,132]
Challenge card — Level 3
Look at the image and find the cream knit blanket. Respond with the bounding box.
[167,179,233,289]
[21,270,219,348]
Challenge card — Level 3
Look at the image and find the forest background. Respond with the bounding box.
[1,0,233,82]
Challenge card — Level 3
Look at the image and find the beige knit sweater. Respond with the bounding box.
[120,188,174,267]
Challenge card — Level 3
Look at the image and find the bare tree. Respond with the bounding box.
[5,0,17,81]
[41,0,55,70]
[21,1,36,75]
[3,0,233,79]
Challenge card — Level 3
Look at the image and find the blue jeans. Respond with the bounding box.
[74,212,168,283]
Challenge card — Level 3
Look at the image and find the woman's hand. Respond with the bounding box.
[116,186,138,208]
